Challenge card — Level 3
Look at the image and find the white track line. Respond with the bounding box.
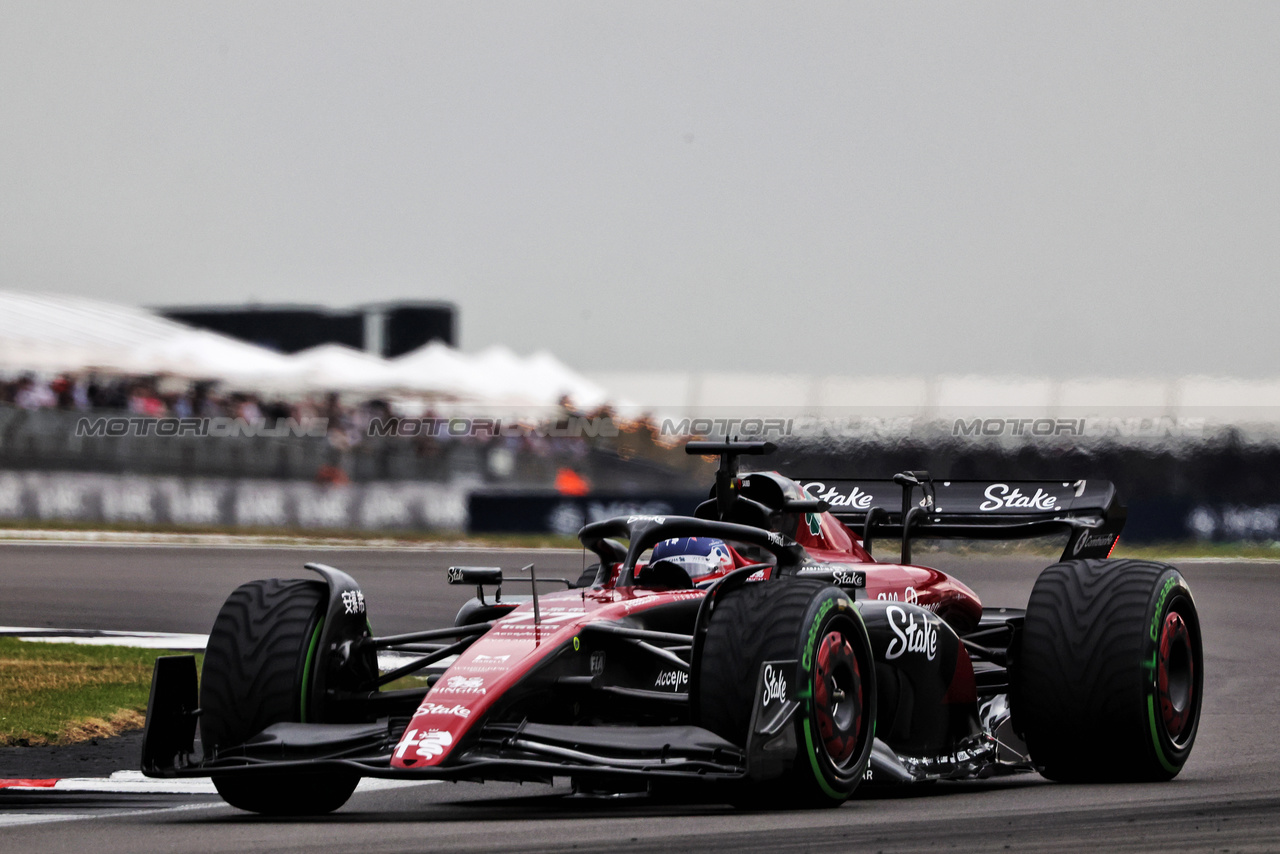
[0,801,224,827]
[3,771,218,794]
[0,812,108,827]
[0,775,439,826]
[0,528,582,553]
[2,770,438,796]
[0,627,209,649]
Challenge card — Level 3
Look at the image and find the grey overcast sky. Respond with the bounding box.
[2,2,1278,377]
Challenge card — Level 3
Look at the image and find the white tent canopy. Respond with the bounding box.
[387,342,610,408]
[0,290,612,408]
[121,330,297,386]
[272,343,402,394]
[388,340,495,400]
[0,290,198,373]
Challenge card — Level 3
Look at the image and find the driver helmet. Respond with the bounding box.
[648,537,733,580]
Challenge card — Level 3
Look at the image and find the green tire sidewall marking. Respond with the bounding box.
[299,616,325,723]
[802,716,846,800]
[798,593,860,800]
[801,597,837,670]
[1145,577,1183,774]
[1146,694,1179,774]
[1150,576,1177,642]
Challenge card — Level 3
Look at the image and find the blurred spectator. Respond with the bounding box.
[230,393,262,423]
[50,374,75,409]
[14,375,55,410]
[72,377,91,410]
[0,369,686,491]
[128,381,167,417]
[171,391,194,419]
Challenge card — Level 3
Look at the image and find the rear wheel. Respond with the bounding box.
[697,579,875,808]
[1012,559,1203,782]
[200,578,359,814]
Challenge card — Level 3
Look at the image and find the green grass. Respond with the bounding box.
[381,674,433,692]
[0,638,200,746]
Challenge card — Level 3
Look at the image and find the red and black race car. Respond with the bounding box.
[142,441,1203,813]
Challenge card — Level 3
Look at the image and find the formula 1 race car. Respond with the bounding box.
[142,441,1204,813]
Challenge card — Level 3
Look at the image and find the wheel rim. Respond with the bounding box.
[1157,611,1194,743]
[813,629,862,765]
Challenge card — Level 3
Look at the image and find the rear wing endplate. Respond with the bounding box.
[796,474,1125,563]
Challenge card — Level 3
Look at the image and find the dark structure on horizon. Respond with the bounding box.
[158,301,456,358]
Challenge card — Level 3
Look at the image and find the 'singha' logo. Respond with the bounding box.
[441,675,486,695]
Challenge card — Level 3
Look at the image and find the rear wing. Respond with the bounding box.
[796,474,1125,563]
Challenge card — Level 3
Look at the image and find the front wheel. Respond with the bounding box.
[696,579,876,807]
[1012,559,1203,782]
[200,578,360,814]
[213,771,359,816]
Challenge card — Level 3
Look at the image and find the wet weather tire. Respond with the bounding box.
[1012,559,1203,782]
[200,578,359,814]
[696,579,876,808]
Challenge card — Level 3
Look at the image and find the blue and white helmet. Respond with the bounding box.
[649,537,733,580]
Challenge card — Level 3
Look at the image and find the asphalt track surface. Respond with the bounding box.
[0,542,1277,852]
